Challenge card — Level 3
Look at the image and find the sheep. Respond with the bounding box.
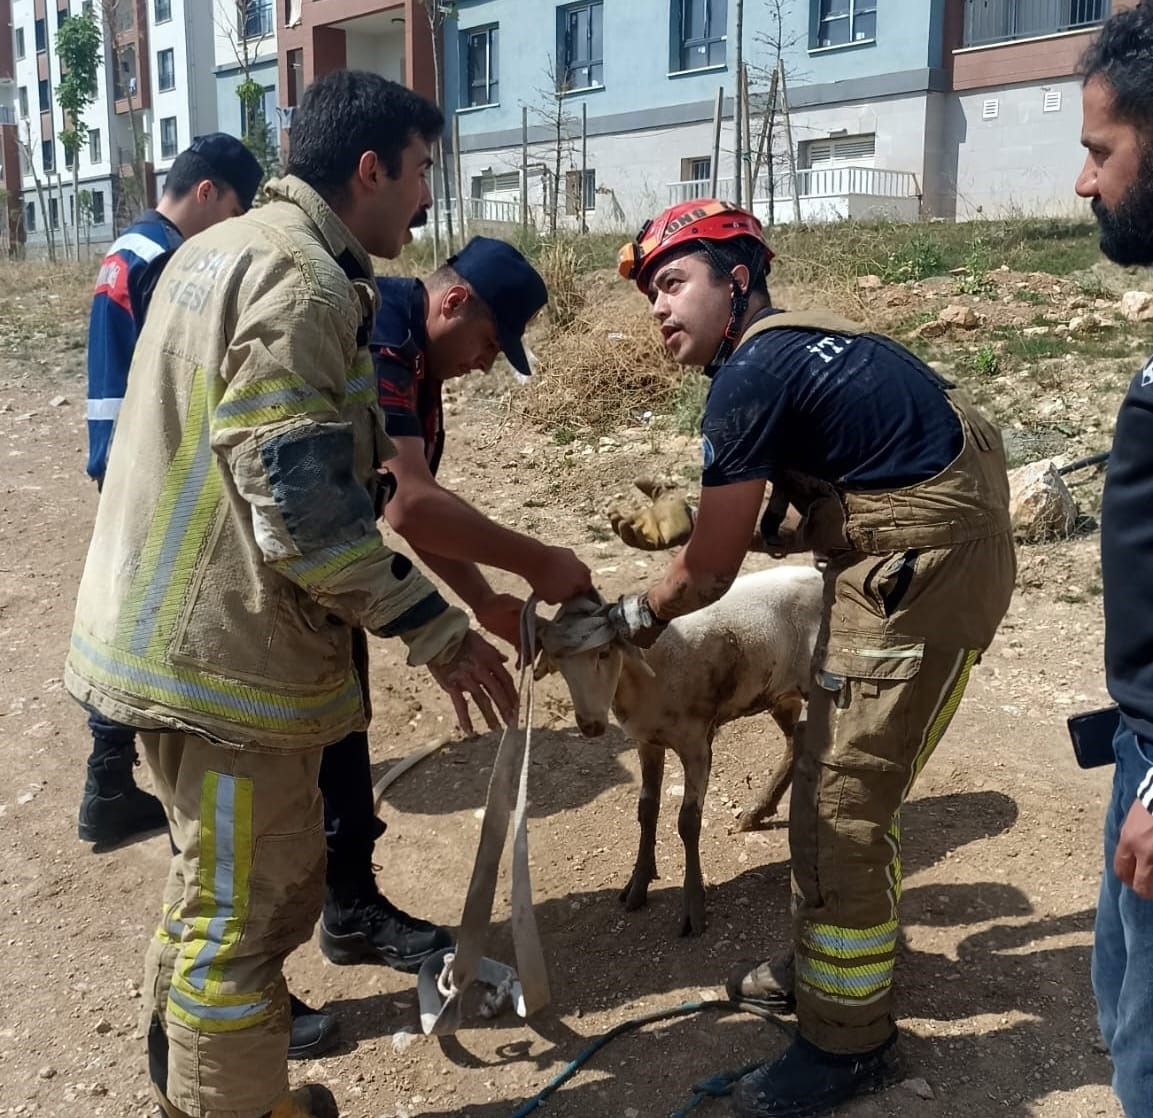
[536,565,825,937]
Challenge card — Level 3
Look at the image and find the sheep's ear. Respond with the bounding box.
[619,639,656,679]
[533,650,556,681]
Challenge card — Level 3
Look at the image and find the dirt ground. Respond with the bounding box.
[0,266,1134,1118]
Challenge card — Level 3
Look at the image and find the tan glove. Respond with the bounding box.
[608,478,696,551]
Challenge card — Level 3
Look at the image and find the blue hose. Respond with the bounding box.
[506,999,791,1118]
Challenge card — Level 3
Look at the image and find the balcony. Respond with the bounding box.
[667,165,922,223]
[961,0,1109,49]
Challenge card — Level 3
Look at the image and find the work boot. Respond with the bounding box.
[730,1034,901,1117]
[78,742,168,848]
[155,1083,338,1118]
[288,994,340,1060]
[319,886,451,972]
[726,954,796,1013]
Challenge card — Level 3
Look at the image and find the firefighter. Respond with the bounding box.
[608,200,1016,1117]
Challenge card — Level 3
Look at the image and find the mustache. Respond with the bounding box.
[408,207,430,229]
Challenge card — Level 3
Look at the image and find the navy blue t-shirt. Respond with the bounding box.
[700,317,964,490]
[371,277,445,477]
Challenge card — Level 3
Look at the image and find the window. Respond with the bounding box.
[24,202,36,233]
[42,139,55,172]
[34,17,45,52]
[464,25,499,107]
[91,190,106,225]
[241,85,277,138]
[157,48,175,92]
[565,168,596,213]
[683,156,712,181]
[89,128,102,163]
[57,8,67,29]
[160,116,178,159]
[38,78,50,112]
[676,0,727,71]
[801,133,875,168]
[114,45,138,101]
[17,86,28,120]
[14,27,25,59]
[49,196,59,228]
[286,48,303,106]
[65,143,75,169]
[155,0,172,21]
[560,2,603,90]
[815,0,877,48]
[962,0,1108,47]
[242,0,274,39]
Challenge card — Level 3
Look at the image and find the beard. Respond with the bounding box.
[1093,151,1153,267]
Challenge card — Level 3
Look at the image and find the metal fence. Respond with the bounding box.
[962,0,1109,48]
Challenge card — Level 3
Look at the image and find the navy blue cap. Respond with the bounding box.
[182,133,264,211]
[448,237,548,376]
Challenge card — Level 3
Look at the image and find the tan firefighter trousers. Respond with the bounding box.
[140,730,327,1118]
[779,391,1016,1054]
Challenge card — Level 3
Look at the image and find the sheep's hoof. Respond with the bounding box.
[679,901,707,937]
[619,874,651,911]
[736,811,772,833]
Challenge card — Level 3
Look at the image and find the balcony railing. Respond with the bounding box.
[466,196,521,224]
[962,0,1109,48]
[667,165,920,206]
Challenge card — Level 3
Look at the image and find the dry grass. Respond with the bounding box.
[520,294,685,433]
[0,261,93,361]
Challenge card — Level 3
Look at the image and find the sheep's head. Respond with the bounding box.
[535,592,653,738]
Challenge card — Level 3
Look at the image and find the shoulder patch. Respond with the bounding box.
[701,434,716,469]
[94,253,132,316]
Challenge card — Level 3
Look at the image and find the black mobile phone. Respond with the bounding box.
[1067,706,1121,769]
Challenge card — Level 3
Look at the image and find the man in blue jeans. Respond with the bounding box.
[1077,7,1153,1115]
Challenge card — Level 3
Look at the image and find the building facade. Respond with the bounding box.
[214,0,279,168]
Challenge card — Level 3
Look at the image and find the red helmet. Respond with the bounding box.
[617,199,774,293]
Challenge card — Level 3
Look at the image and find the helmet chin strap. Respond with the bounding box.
[705,278,750,377]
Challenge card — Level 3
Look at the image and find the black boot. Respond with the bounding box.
[319,883,451,972]
[78,728,168,848]
[288,993,340,1060]
[730,1034,902,1118]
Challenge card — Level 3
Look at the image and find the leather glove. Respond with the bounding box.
[608,593,668,649]
[608,478,696,551]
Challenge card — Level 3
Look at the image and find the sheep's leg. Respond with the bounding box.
[738,697,802,832]
[678,744,711,937]
[620,744,664,912]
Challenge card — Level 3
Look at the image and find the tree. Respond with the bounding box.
[57,9,103,260]
[421,0,458,254]
[17,120,56,262]
[531,58,577,237]
[218,1,279,188]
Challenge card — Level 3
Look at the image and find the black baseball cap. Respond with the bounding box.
[180,133,264,211]
[448,237,548,376]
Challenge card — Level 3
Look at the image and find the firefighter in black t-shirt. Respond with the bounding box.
[607,200,1016,1117]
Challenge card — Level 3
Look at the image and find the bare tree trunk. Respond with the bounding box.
[21,123,55,262]
[56,173,73,261]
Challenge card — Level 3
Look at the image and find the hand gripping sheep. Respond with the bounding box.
[416,602,558,1035]
[537,567,825,936]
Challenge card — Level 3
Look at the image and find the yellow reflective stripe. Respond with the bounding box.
[117,369,221,654]
[803,918,898,960]
[346,353,376,406]
[275,535,383,592]
[798,955,894,999]
[154,900,183,946]
[70,630,364,733]
[907,649,978,795]
[168,773,269,1033]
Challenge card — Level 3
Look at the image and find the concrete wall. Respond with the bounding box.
[214,57,279,141]
[344,28,405,83]
[948,76,1088,218]
[149,0,218,174]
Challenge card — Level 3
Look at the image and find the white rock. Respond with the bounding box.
[49,395,69,407]
[1008,461,1078,543]
[1068,313,1102,336]
[900,1077,936,1101]
[1120,290,1153,322]
[391,1028,418,1053]
[1022,326,1051,337]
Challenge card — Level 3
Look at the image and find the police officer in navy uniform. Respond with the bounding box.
[315,237,593,974]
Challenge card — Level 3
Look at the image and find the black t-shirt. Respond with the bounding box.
[700,315,964,490]
[371,277,445,477]
[1102,352,1153,740]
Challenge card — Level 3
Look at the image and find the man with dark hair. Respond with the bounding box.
[1077,6,1153,1114]
[66,72,516,1118]
[608,199,1015,1116]
[79,133,263,854]
[316,239,592,974]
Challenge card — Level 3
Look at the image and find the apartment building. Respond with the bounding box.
[9,0,215,255]
[214,0,279,157]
